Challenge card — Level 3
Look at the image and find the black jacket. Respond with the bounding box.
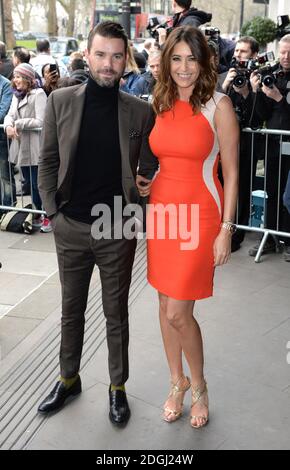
[228,86,262,129]
[253,70,290,130]
[0,59,13,80]
[173,8,212,28]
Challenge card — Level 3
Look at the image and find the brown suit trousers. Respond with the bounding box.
[53,212,136,385]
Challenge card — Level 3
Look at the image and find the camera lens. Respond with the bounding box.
[277,70,285,78]
[233,74,247,88]
[262,75,274,88]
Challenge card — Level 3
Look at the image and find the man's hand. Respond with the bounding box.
[136,175,153,197]
[250,71,260,93]
[222,68,237,92]
[261,84,283,102]
[233,82,249,99]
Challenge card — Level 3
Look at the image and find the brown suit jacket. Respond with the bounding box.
[38,83,158,218]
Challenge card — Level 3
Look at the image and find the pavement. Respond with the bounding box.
[0,228,290,450]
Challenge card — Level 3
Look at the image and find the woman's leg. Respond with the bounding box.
[159,292,183,381]
[30,166,42,210]
[158,293,190,421]
[21,166,42,211]
[163,296,208,427]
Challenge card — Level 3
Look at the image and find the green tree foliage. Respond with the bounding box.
[241,16,277,47]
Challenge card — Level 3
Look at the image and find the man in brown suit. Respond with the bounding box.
[37,21,157,425]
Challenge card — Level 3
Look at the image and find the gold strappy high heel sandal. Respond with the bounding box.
[163,375,191,423]
[190,381,209,428]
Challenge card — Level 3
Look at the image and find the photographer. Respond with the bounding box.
[249,34,290,261]
[202,27,235,74]
[131,50,161,100]
[157,1,212,46]
[172,1,212,28]
[222,36,263,252]
[222,36,259,97]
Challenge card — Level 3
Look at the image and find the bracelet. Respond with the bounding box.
[221,221,237,234]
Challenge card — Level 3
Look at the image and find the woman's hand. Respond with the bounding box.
[136,175,153,197]
[46,70,58,84]
[6,126,17,139]
[213,229,232,266]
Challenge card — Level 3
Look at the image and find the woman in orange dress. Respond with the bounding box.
[137,26,239,428]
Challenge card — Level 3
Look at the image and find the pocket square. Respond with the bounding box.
[129,129,141,139]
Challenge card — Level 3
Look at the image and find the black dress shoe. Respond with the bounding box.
[109,387,131,425]
[37,376,82,413]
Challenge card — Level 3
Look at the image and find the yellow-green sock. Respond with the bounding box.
[111,384,125,392]
[59,374,79,389]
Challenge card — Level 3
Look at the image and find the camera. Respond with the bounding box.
[230,57,258,88]
[146,17,173,40]
[277,15,290,39]
[255,51,275,65]
[258,62,285,88]
[139,94,150,101]
[202,27,220,45]
[139,94,153,103]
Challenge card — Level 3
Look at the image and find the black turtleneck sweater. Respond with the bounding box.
[62,77,124,224]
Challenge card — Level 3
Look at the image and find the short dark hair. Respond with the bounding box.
[175,0,192,10]
[237,36,259,55]
[36,39,50,53]
[70,58,85,71]
[41,62,60,76]
[133,52,146,71]
[13,46,31,63]
[87,21,128,53]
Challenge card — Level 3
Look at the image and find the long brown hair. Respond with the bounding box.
[153,26,217,115]
[11,76,36,94]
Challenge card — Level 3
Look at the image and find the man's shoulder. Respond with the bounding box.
[119,90,151,112]
[50,83,85,102]
[138,71,151,83]
[31,53,52,64]
[0,74,11,86]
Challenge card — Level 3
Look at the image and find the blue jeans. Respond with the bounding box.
[21,165,42,211]
[0,132,16,213]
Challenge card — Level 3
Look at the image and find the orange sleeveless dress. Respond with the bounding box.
[147,92,224,300]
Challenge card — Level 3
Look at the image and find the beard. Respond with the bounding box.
[91,68,123,88]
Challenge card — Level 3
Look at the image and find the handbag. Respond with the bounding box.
[0,203,33,234]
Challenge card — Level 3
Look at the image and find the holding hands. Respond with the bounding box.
[136,175,153,197]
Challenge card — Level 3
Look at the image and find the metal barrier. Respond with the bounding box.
[0,125,45,221]
[237,127,290,262]
[1,124,290,262]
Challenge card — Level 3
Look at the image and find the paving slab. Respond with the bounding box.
[1,232,290,450]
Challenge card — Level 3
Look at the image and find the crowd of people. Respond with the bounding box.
[0,0,290,431]
[0,38,89,232]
